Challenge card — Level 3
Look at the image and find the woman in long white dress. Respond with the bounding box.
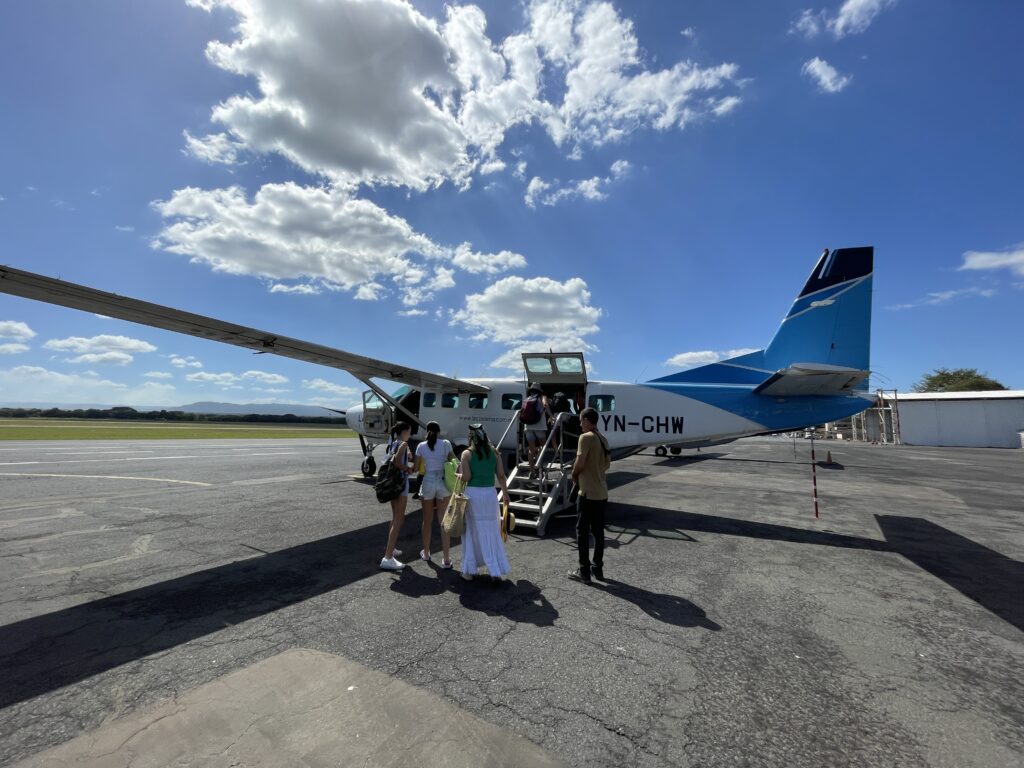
[458,424,512,582]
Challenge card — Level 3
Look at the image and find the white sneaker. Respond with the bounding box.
[392,548,403,557]
[379,557,404,571]
[420,549,431,561]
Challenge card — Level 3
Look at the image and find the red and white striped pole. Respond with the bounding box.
[810,432,820,519]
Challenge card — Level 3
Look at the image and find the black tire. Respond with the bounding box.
[654,446,668,457]
[669,446,682,455]
[361,456,376,477]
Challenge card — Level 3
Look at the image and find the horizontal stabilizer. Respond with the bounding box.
[753,363,870,397]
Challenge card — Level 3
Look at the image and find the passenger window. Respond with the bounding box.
[441,393,459,409]
[501,393,522,410]
[422,392,437,408]
[525,358,553,374]
[589,395,615,412]
[468,393,488,409]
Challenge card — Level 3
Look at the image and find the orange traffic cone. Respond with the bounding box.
[825,451,834,465]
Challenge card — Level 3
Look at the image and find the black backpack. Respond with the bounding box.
[374,444,405,502]
[520,394,543,425]
[550,392,571,414]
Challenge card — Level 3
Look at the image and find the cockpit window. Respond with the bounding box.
[423,392,437,408]
[441,393,459,408]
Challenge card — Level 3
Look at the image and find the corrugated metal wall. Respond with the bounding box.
[898,399,1024,448]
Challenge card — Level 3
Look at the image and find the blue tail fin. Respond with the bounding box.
[761,246,873,372]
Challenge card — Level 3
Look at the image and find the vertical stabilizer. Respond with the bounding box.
[762,247,873,374]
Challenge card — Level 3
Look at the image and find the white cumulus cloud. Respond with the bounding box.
[169,354,203,369]
[451,276,602,369]
[791,1,896,40]
[144,371,174,379]
[43,334,156,365]
[241,370,289,385]
[0,321,37,341]
[0,365,180,406]
[0,343,30,355]
[152,183,525,305]
[303,378,359,397]
[525,160,631,208]
[665,348,760,369]
[186,0,742,187]
[186,372,239,385]
[959,244,1024,277]
[183,130,243,164]
[802,58,852,93]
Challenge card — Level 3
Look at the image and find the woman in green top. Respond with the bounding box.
[457,424,512,582]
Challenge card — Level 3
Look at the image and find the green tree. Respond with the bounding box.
[913,368,1007,393]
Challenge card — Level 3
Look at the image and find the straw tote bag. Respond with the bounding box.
[442,477,467,537]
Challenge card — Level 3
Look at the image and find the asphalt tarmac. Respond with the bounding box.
[0,437,1021,767]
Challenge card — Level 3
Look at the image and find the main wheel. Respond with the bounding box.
[361,456,376,477]
[669,446,682,455]
[654,446,668,457]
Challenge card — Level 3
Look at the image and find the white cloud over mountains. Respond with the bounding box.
[43,335,157,365]
[451,276,601,369]
[186,370,288,387]
[0,365,176,406]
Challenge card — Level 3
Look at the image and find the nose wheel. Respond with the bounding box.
[361,456,376,477]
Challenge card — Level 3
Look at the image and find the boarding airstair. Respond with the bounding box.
[500,411,577,536]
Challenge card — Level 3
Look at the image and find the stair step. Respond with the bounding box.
[508,487,548,497]
[511,517,538,528]
[509,500,543,512]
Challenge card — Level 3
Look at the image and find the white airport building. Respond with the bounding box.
[853,390,1024,449]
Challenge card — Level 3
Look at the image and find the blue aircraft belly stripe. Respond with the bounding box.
[643,382,873,431]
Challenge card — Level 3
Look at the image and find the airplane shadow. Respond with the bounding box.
[596,578,720,631]
[0,519,408,710]
[2,503,1020,711]
[875,515,1024,633]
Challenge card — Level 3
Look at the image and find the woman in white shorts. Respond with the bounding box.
[414,421,455,568]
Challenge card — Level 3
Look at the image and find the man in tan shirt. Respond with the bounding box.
[569,406,611,584]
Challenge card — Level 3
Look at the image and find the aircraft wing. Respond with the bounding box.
[0,265,489,394]
[753,363,869,397]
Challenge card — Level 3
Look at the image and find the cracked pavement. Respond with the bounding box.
[0,437,1022,766]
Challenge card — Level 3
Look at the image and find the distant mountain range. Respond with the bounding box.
[0,401,343,417]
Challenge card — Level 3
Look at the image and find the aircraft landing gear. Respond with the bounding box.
[654,446,668,457]
[670,446,682,455]
[361,456,376,478]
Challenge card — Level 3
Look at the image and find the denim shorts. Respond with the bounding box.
[525,429,547,444]
[420,470,449,500]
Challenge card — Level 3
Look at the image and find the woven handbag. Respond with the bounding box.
[442,477,467,537]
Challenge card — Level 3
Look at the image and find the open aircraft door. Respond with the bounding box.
[522,352,588,413]
[360,389,392,442]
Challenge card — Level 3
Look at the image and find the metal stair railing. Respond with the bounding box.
[506,412,576,535]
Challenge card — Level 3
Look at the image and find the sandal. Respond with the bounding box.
[420,549,431,562]
[441,558,453,570]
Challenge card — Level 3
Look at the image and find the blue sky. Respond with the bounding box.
[1,0,1021,408]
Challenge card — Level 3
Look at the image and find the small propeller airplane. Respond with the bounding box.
[0,246,874,510]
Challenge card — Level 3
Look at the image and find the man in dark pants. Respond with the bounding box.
[568,407,611,584]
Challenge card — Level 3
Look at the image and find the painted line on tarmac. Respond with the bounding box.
[0,472,212,487]
[31,535,157,577]
[231,474,316,486]
[0,509,85,530]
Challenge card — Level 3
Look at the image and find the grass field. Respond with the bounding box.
[0,418,358,441]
